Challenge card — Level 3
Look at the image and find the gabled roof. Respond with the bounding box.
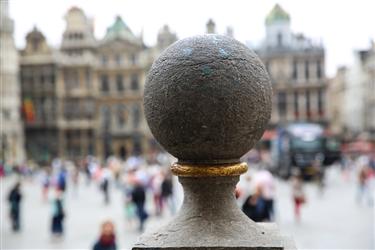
[265,4,290,25]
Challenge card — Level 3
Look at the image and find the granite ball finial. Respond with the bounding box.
[144,34,272,164]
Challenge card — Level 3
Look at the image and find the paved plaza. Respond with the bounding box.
[1,167,374,249]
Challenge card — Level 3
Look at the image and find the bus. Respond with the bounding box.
[270,123,340,179]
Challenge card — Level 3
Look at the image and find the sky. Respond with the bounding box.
[8,0,375,77]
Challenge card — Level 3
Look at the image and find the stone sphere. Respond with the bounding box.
[144,34,272,164]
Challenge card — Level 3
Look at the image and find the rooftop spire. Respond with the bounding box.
[265,4,290,25]
[206,18,216,34]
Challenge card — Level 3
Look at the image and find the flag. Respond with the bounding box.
[23,98,35,122]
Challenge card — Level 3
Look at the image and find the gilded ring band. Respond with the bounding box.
[170,162,248,177]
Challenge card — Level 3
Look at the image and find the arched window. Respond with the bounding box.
[277,33,283,47]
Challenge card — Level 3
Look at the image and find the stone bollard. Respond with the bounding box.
[133,34,295,250]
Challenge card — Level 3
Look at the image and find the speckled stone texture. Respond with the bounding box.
[144,34,272,164]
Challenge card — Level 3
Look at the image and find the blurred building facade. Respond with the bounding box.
[18,7,177,163]
[329,42,375,138]
[0,0,25,164]
[327,67,347,135]
[58,7,97,159]
[96,16,148,159]
[256,4,327,127]
[344,43,375,135]
[19,27,59,163]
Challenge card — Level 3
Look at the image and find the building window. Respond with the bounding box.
[115,55,122,66]
[3,109,10,120]
[305,60,309,80]
[64,99,79,120]
[277,92,287,119]
[87,130,95,155]
[31,38,40,51]
[317,60,322,79]
[318,89,324,116]
[292,59,298,80]
[277,33,283,47]
[116,74,124,92]
[294,91,299,117]
[101,105,111,130]
[101,55,108,66]
[44,98,54,121]
[46,70,55,92]
[116,104,127,127]
[85,68,91,89]
[131,74,139,90]
[40,74,45,84]
[305,90,311,119]
[83,99,95,119]
[50,74,55,84]
[64,69,79,90]
[22,72,34,92]
[133,136,142,155]
[100,75,109,93]
[133,105,141,128]
[130,54,138,65]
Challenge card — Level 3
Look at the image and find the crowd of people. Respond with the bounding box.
[236,149,375,223]
[3,149,375,249]
[3,151,177,249]
[340,153,375,206]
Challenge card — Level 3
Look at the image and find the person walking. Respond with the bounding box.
[100,167,111,205]
[357,164,373,206]
[254,169,275,221]
[41,167,52,202]
[161,172,175,215]
[8,182,22,232]
[56,167,67,193]
[291,173,306,222]
[93,220,117,250]
[51,190,65,237]
[150,167,163,216]
[242,185,268,222]
[131,181,148,232]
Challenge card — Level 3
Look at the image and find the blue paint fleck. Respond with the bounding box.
[219,48,229,58]
[183,48,193,56]
[201,65,213,76]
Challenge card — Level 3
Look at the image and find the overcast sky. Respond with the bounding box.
[8,0,375,77]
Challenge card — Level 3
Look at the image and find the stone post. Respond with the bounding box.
[133,34,295,249]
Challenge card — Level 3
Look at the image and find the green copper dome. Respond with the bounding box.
[104,15,139,43]
[265,4,290,25]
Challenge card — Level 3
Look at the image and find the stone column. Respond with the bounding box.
[133,34,295,250]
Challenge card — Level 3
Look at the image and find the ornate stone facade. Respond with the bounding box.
[0,0,25,164]
[19,7,176,162]
[256,4,327,127]
[340,42,375,136]
[58,7,98,159]
[96,16,148,159]
[19,27,59,163]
